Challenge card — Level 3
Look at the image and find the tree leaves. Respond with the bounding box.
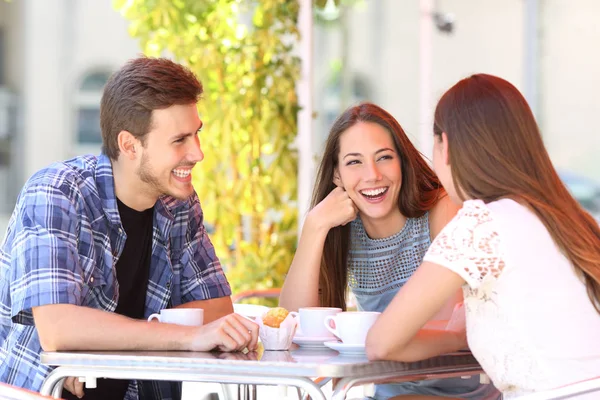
[115,0,300,301]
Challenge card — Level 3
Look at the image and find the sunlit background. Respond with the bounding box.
[0,0,599,234]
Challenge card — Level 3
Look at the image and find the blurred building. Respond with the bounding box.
[312,0,600,176]
[0,0,139,229]
[1,0,599,234]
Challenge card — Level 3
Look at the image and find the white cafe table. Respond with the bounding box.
[39,346,483,400]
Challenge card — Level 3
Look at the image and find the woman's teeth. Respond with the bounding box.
[360,187,388,198]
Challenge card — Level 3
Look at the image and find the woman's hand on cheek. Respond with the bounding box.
[310,187,358,230]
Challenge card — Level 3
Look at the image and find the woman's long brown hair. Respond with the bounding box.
[314,103,444,309]
[434,74,600,313]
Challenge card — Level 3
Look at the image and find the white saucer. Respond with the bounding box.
[292,335,335,348]
[324,341,366,355]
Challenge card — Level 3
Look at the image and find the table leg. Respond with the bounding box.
[331,377,356,400]
[39,368,68,398]
[51,377,65,399]
[39,367,326,400]
[236,384,258,400]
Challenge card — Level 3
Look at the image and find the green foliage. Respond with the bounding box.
[114,0,300,302]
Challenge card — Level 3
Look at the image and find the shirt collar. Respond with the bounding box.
[95,153,191,227]
[95,153,121,227]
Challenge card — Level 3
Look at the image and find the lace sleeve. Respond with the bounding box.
[423,200,505,289]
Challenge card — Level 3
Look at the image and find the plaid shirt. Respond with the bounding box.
[0,154,231,400]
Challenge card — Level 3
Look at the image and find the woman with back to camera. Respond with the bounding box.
[366,74,600,399]
[280,102,500,399]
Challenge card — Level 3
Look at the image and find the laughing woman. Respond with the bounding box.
[366,74,600,399]
[280,103,500,399]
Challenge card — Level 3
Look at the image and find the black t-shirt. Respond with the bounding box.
[62,199,153,400]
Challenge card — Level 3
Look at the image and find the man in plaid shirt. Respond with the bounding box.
[0,57,258,400]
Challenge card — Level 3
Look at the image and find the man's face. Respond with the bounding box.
[136,103,204,201]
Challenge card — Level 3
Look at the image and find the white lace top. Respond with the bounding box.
[424,199,600,399]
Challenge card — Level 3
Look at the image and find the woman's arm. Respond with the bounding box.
[428,195,464,321]
[366,261,466,362]
[280,187,357,311]
[279,216,330,310]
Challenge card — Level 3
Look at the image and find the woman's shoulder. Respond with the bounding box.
[428,194,462,239]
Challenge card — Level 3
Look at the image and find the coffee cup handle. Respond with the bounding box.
[324,315,339,338]
[147,313,161,323]
[288,311,302,335]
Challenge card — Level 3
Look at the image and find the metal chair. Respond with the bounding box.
[231,288,282,304]
[0,382,57,400]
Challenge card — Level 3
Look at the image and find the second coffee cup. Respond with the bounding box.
[297,307,341,338]
[324,311,380,345]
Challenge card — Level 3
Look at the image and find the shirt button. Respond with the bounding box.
[90,277,95,283]
[166,282,171,289]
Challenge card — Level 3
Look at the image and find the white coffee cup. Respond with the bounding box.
[147,308,204,326]
[323,311,380,345]
[297,307,341,338]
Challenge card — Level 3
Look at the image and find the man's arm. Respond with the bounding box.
[177,297,234,323]
[33,303,257,352]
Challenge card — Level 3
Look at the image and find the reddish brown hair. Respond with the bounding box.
[100,57,203,160]
[434,73,600,313]
[314,102,444,309]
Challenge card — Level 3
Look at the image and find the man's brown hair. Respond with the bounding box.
[100,57,203,160]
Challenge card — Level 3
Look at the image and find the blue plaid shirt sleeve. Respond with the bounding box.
[178,198,231,303]
[10,180,86,324]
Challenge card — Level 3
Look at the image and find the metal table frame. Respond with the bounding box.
[39,350,483,400]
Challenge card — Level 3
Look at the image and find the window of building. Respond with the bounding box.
[0,29,5,86]
[75,71,111,145]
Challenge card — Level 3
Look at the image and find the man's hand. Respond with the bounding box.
[63,376,84,398]
[191,313,259,352]
[309,187,358,230]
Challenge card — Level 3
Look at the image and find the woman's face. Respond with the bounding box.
[336,122,403,228]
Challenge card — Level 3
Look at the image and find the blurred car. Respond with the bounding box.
[559,170,600,222]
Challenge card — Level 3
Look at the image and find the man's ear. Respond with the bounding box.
[117,130,139,160]
[441,132,450,166]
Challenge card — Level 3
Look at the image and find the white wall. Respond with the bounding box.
[21,0,70,180]
[2,0,140,184]
[540,0,600,177]
[313,0,599,181]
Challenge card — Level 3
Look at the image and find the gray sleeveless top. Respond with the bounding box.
[348,214,431,313]
[347,215,500,400]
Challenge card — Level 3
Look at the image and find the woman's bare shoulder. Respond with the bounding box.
[429,194,461,240]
